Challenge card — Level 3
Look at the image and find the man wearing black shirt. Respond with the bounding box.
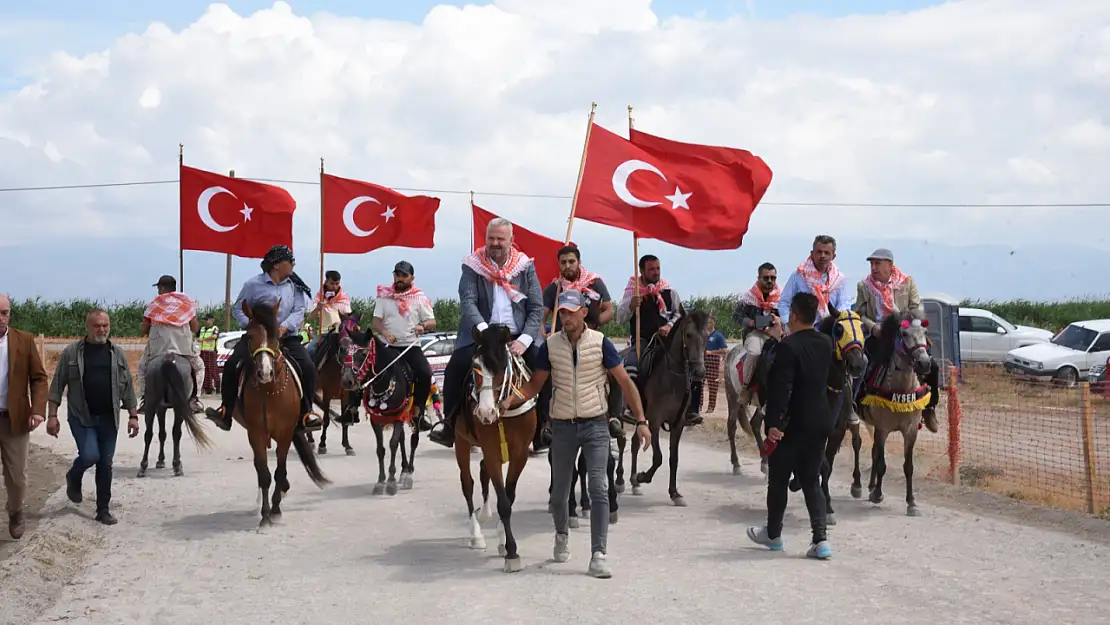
[746,292,834,560]
[46,309,139,525]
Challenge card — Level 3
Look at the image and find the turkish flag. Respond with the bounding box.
[179,165,295,258]
[471,203,566,286]
[573,123,773,250]
[321,173,439,254]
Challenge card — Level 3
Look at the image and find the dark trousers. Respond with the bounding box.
[400,344,433,411]
[220,335,316,415]
[766,434,827,543]
[443,340,540,424]
[67,415,118,514]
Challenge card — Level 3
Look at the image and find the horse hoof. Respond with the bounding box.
[497,544,507,557]
[503,557,523,573]
[137,466,147,478]
[569,517,580,529]
[869,493,884,505]
[258,517,273,530]
[469,537,487,550]
[372,483,385,496]
[631,485,642,496]
[615,482,625,494]
[672,496,687,507]
[400,474,414,490]
[850,485,863,499]
[907,506,921,517]
[345,447,356,456]
[173,465,184,477]
[732,465,742,476]
[271,511,282,523]
[386,481,398,496]
[155,460,166,469]
[827,513,837,526]
[317,444,327,455]
[609,511,619,524]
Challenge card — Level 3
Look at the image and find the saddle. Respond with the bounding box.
[856,361,931,414]
[360,341,418,424]
[313,331,341,371]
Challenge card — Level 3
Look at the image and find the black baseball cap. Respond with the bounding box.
[394,261,415,276]
[154,275,177,289]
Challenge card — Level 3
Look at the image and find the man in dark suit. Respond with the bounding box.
[746,291,834,560]
[429,218,545,448]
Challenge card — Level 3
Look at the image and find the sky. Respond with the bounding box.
[2,0,1110,307]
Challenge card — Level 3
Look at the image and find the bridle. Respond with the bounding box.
[469,345,535,420]
[892,318,931,374]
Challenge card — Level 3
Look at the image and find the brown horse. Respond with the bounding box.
[237,299,330,529]
[312,313,361,456]
[454,324,537,573]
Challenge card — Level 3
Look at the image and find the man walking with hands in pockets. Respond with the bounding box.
[510,290,651,578]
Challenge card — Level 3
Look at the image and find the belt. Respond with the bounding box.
[558,414,606,424]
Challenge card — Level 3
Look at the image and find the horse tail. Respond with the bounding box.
[160,357,214,450]
[292,430,330,487]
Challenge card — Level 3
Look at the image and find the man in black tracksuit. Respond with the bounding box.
[746,291,834,560]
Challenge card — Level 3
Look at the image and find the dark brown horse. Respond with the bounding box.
[628,309,710,506]
[454,324,537,573]
[311,313,361,456]
[237,299,330,529]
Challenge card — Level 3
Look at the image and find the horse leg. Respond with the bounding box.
[667,423,686,507]
[489,451,523,572]
[629,428,642,496]
[317,411,330,455]
[400,420,418,490]
[138,409,155,478]
[578,451,590,515]
[850,420,864,499]
[614,433,626,493]
[869,428,888,505]
[386,424,402,496]
[251,436,274,529]
[905,424,920,517]
[172,409,185,476]
[727,402,742,475]
[155,407,168,469]
[372,423,387,495]
[751,405,768,478]
[477,461,494,524]
[565,452,580,528]
[634,423,665,488]
[456,441,485,550]
[341,392,356,455]
[607,448,619,524]
[271,436,292,521]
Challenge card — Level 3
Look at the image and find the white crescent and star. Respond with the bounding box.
[342,195,397,238]
[610,159,692,211]
[197,186,253,232]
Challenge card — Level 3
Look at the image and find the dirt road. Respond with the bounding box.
[1,398,1108,625]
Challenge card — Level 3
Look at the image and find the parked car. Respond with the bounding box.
[215,330,246,374]
[958,307,1053,363]
[418,332,457,388]
[1005,319,1110,386]
[1087,356,1110,395]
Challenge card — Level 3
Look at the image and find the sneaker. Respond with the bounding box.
[746,526,784,551]
[588,551,612,578]
[806,540,833,560]
[553,533,570,563]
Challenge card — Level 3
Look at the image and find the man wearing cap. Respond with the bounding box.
[203,245,324,432]
[429,217,544,448]
[854,248,939,432]
[373,261,436,429]
[137,275,205,414]
[509,289,651,578]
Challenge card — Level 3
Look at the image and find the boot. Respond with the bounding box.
[415,405,432,432]
[204,404,234,431]
[428,408,456,448]
[298,397,324,432]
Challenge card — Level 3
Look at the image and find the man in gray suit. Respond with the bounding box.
[428,217,546,448]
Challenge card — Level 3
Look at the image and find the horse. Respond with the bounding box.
[453,324,537,573]
[627,309,710,506]
[857,311,933,517]
[339,329,421,496]
[237,299,330,528]
[311,313,362,456]
[137,353,213,478]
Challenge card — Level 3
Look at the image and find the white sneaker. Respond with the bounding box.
[553,533,570,563]
[588,551,612,578]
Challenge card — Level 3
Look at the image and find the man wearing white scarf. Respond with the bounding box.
[777,235,854,325]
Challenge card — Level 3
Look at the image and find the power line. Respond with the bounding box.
[0,176,1107,208]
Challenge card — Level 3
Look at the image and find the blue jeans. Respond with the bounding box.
[549,416,610,554]
[305,335,321,361]
[67,415,118,514]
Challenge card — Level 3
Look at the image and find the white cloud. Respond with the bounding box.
[2,0,1110,298]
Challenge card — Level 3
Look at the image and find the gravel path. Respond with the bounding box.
[1,398,1108,625]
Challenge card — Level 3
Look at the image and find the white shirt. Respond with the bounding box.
[374,297,435,346]
[0,332,9,411]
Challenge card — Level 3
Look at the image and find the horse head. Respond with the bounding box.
[338,330,370,392]
[241,298,283,385]
[667,309,709,381]
[471,324,512,425]
[823,303,868,377]
[878,311,932,377]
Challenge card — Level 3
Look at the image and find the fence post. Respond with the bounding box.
[946,363,961,486]
[1080,381,1098,515]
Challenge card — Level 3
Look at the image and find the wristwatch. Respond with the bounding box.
[635,419,648,427]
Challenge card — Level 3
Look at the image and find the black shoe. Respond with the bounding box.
[428,421,454,448]
[204,406,233,431]
[66,474,82,504]
[95,511,118,525]
[300,410,324,432]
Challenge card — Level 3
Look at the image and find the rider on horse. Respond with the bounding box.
[372,260,437,431]
[777,235,854,327]
[428,217,544,448]
[614,254,696,425]
[732,262,782,407]
[853,247,939,432]
[203,245,324,433]
[305,269,350,366]
[136,275,205,415]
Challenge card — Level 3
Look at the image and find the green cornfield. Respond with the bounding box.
[10,294,1108,339]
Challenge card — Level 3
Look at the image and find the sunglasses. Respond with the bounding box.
[760,276,777,282]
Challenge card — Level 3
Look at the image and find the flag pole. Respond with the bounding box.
[318,157,325,335]
[470,190,476,251]
[178,143,184,292]
[563,101,597,244]
[629,104,642,362]
[225,169,235,332]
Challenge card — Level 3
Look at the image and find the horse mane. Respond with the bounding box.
[476,324,510,374]
[873,311,909,366]
[666,309,709,347]
[248,301,280,339]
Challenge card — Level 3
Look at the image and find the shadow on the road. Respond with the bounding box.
[161,509,271,539]
[682,468,767,489]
